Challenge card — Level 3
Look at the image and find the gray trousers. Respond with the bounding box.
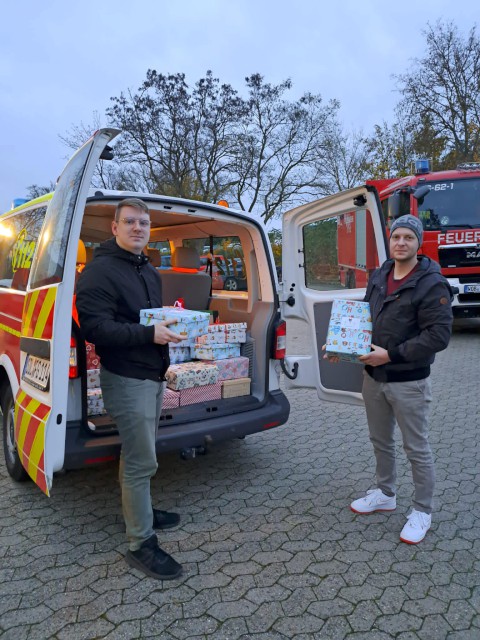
[362,372,434,514]
[100,367,165,551]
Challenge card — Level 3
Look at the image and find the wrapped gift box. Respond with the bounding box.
[168,345,191,364]
[206,323,247,343]
[196,332,226,344]
[162,387,180,409]
[325,299,372,363]
[179,382,222,406]
[222,377,251,398]
[202,356,249,381]
[86,342,100,369]
[86,368,101,389]
[225,329,246,344]
[192,343,241,361]
[140,307,210,341]
[165,361,219,390]
[87,388,106,415]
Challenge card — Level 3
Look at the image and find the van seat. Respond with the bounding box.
[146,248,161,267]
[160,247,211,310]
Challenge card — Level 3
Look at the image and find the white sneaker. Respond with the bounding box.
[350,488,396,514]
[400,509,431,544]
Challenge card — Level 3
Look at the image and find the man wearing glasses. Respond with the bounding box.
[76,198,185,580]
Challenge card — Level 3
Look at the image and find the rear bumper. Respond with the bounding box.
[63,390,290,469]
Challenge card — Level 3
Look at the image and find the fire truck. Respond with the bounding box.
[339,160,480,318]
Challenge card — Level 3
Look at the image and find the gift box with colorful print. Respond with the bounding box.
[161,387,180,409]
[86,342,100,369]
[168,345,191,364]
[202,355,249,381]
[86,368,101,389]
[179,382,222,406]
[206,322,247,343]
[191,343,241,361]
[87,388,106,415]
[196,332,226,345]
[325,299,372,363]
[165,361,219,390]
[140,307,210,341]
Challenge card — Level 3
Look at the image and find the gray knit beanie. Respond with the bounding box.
[390,214,423,246]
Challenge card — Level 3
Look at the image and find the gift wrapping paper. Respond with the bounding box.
[325,299,372,363]
[86,342,100,369]
[179,382,222,406]
[191,343,241,361]
[206,323,247,343]
[165,361,219,390]
[168,345,191,364]
[161,387,180,409]
[202,356,249,381]
[196,332,226,344]
[86,368,101,389]
[87,388,106,415]
[140,307,210,341]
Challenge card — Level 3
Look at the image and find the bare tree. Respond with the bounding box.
[26,182,56,199]
[230,74,339,220]
[396,21,480,164]
[313,120,371,194]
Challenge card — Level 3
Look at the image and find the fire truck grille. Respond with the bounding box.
[438,247,480,268]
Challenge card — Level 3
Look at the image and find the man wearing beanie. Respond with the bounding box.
[350,214,453,544]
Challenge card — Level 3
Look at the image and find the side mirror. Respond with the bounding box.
[412,185,430,201]
[388,192,401,221]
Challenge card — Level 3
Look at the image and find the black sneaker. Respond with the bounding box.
[126,535,183,580]
[153,509,181,530]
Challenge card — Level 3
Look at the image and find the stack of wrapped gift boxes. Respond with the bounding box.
[85,343,107,416]
[325,299,372,362]
[140,307,251,407]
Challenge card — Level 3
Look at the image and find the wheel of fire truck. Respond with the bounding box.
[1,385,29,482]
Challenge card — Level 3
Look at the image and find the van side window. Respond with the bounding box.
[183,236,247,292]
[0,206,47,290]
[303,209,380,290]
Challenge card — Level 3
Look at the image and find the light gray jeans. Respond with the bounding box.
[362,371,434,514]
[100,367,165,551]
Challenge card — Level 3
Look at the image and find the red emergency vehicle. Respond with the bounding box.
[339,160,480,318]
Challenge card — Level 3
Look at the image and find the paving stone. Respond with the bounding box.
[208,598,258,621]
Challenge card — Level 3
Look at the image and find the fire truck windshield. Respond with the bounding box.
[417,178,480,230]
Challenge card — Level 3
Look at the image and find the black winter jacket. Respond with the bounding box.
[364,256,452,383]
[75,237,170,381]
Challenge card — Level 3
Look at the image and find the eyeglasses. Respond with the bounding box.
[119,217,151,228]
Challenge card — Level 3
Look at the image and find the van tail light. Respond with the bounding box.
[273,320,287,359]
[69,336,78,378]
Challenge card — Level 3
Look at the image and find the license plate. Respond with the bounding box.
[464,284,480,293]
[22,354,51,391]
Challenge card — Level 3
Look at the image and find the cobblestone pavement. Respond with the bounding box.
[1,323,480,639]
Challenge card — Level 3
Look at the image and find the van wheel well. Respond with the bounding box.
[1,379,29,482]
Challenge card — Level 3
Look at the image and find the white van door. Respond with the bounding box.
[16,128,120,495]
[281,186,388,405]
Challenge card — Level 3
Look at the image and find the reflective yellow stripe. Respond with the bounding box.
[17,396,41,454]
[33,287,56,338]
[0,322,21,338]
[29,413,48,484]
[23,290,40,336]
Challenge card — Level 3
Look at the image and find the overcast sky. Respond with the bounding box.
[0,0,477,214]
